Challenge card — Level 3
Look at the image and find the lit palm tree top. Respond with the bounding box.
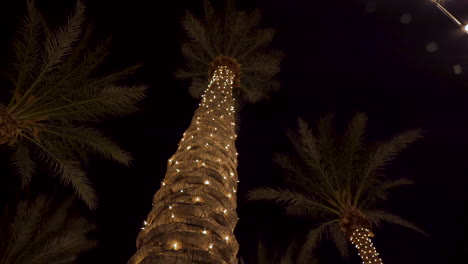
[176,0,283,103]
[248,113,427,263]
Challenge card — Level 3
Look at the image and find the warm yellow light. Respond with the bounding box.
[173,242,178,250]
[204,180,210,185]
[224,236,229,240]
[465,24,468,32]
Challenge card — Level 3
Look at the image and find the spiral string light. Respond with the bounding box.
[349,228,383,264]
[128,62,240,264]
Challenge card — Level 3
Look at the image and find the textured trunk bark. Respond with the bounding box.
[348,227,383,264]
[128,65,239,264]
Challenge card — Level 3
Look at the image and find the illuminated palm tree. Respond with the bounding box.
[128,1,282,263]
[0,0,146,209]
[248,113,427,264]
[0,195,96,264]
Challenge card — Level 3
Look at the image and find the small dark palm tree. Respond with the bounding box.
[248,113,427,264]
[0,0,146,209]
[0,195,96,264]
[129,1,282,263]
[239,239,319,264]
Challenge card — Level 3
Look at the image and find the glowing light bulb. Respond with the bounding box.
[202,229,207,234]
[204,180,210,185]
[465,24,468,32]
[209,244,213,249]
[171,213,175,218]
[173,242,178,250]
[144,220,147,225]
[225,236,229,241]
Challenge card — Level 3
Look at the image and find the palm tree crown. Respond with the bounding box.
[248,113,426,263]
[176,0,283,103]
[0,0,146,209]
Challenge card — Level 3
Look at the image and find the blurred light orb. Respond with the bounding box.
[464,24,468,32]
[453,64,463,75]
[400,13,412,24]
[365,1,377,13]
[426,41,439,53]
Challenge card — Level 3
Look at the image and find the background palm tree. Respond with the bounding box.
[239,239,319,264]
[128,1,282,263]
[248,113,427,264]
[0,0,146,209]
[0,194,96,264]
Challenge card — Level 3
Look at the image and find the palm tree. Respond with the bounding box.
[0,0,146,209]
[248,113,427,264]
[0,194,96,264]
[128,1,282,263]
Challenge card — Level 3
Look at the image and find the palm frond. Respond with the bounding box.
[366,210,428,236]
[0,195,96,264]
[354,129,422,205]
[11,140,36,188]
[26,135,97,209]
[360,178,413,208]
[327,223,349,259]
[41,124,132,165]
[23,84,146,121]
[11,0,44,99]
[2,196,46,263]
[317,113,338,184]
[247,187,340,215]
[298,220,337,263]
[42,1,85,80]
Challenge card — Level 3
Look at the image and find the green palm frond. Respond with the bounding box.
[366,210,428,236]
[298,220,338,263]
[176,0,283,103]
[360,178,413,208]
[1,1,146,209]
[21,84,146,121]
[247,187,340,216]
[11,141,36,188]
[11,0,44,97]
[354,129,423,206]
[327,223,349,259]
[0,195,96,264]
[41,124,132,165]
[27,135,97,209]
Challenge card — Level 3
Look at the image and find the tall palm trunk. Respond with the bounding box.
[348,228,383,264]
[129,57,240,264]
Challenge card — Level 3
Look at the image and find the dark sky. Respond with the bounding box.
[1,0,468,263]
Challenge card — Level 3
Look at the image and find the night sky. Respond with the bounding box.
[1,0,468,263]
